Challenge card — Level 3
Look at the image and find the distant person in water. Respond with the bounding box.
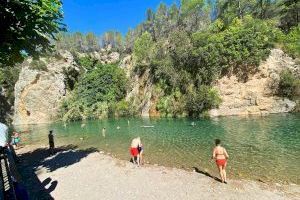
[102,128,106,137]
[130,137,141,166]
[48,130,55,155]
[212,139,229,183]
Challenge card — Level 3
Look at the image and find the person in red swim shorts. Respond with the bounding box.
[212,139,229,183]
[130,137,141,166]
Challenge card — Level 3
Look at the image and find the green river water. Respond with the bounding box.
[15,114,300,184]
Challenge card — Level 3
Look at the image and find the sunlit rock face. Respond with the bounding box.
[209,49,299,117]
[13,51,77,125]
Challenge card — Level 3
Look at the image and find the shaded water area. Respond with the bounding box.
[15,114,300,184]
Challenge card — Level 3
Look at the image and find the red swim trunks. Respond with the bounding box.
[130,147,139,157]
[216,159,226,167]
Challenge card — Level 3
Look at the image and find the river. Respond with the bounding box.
[15,113,300,184]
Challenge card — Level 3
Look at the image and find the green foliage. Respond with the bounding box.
[55,31,123,53]
[0,0,65,67]
[168,30,192,69]
[279,25,300,58]
[60,62,129,121]
[115,99,138,117]
[29,60,48,71]
[278,69,300,99]
[76,63,127,106]
[156,88,186,117]
[133,32,155,70]
[185,85,221,117]
[192,16,279,81]
[0,66,21,122]
[279,0,300,32]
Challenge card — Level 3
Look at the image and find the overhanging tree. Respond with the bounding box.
[0,0,66,67]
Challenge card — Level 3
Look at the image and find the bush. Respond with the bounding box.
[60,62,128,121]
[278,69,300,99]
[192,16,279,82]
[156,88,186,117]
[76,63,127,106]
[280,25,300,59]
[185,85,221,117]
[29,59,48,71]
[133,32,155,70]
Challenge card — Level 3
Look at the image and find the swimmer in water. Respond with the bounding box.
[102,128,106,137]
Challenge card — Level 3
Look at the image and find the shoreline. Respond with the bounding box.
[15,144,300,200]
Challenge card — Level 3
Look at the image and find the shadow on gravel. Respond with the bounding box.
[192,167,222,183]
[17,145,98,200]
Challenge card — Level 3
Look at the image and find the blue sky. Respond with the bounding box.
[62,0,179,35]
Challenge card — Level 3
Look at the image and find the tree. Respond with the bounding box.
[0,0,65,67]
[216,0,257,25]
[253,0,280,19]
[86,32,99,52]
[280,0,300,31]
[133,32,155,69]
[154,2,168,39]
[125,28,135,52]
[180,0,210,32]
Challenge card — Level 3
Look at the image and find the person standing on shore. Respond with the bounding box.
[130,137,141,166]
[48,130,55,155]
[212,139,229,183]
[138,143,144,165]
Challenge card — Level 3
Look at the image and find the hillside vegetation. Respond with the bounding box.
[55,0,300,121]
[1,0,299,122]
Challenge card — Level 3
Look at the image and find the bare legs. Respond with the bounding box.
[136,155,140,166]
[132,155,140,166]
[218,165,227,183]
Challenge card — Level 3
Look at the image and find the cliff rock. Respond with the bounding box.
[13,51,78,125]
[209,49,299,117]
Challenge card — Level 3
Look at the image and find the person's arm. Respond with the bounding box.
[224,148,229,159]
[212,147,216,159]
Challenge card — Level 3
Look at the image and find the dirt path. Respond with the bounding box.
[16,145,300,200]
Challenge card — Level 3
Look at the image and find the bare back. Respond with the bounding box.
[131,137,141,148]
[213,146,229,160]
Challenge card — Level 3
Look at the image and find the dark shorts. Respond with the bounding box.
[49,142,54,148]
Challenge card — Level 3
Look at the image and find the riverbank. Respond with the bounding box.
[16,145,300,200]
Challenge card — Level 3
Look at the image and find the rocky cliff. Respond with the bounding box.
[13,48,299,125]
[209,49,299,117]
[13,51,78,125]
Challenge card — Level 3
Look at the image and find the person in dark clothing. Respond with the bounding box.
[48,130,55,155]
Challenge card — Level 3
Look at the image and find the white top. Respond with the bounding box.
[0,122,8,147]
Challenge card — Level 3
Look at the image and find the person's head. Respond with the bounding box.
[49,130,53,134]
[215,139,221,146]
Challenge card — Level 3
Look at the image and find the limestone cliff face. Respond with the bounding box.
[121,55,155,117]
[209,49,299,117]
[13,51,78,125]
[13,48,299,125]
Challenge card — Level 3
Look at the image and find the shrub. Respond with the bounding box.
[192,16,279,82]
[278,69,300,99]
[280,25,300,59]
[29,59,48,71]
[76,63,127,106]
[185,85,221,117]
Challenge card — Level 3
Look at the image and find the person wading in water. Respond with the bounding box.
[212,139,229,183]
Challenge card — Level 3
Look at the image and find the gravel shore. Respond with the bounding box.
[16,145,300,200]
